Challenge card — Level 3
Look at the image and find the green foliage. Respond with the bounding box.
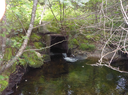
[0,75,4,80]
[3,48,17,61]
[11,39,22,48]
[30,33,41,41]
[42,0,88,33]
[10,34,24,48]
[4,48,12,61]
[59,0,90,7]
[68,34,96,51]
[6,0,33,29]
[71,38,79,45]
[0,32,8,37]
[6,0,43,29]
[42,54,50,61]
[4,0,100,69]
[0,75,9,92]
[46,22,60,33]
[86,35,93,39]
[89,0,102,3]
[80,43,95,51]
[22,36,29,40]
[18,58,26,67]
[68,38,79,49]
[30,33,45,49]
[34,42,44,49]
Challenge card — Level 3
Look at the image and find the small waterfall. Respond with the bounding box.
[62,53,78,62]
[62,53,67,57]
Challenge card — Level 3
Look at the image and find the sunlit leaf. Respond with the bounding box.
[0,75,4,80]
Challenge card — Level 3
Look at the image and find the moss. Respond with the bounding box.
[34,42,44,49]
[30,33,41,42]
[77,36,86,43]
[0,75,9,92]
[83,40,88,43]
[80,43,95,51]
[46,21,60,33]
[0,80,8,92]
[0,53,18,92]
[43,54,50,62]
[3,48,12,61]
[68,38,79,48]
[71,38,79,45]
[18,58,27,67]
[94,34,101,41]
[86,35,94,39]
[23,51,44,68]
[3,47,17,61]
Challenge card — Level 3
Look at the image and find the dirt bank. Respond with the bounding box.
[1,65,26,95]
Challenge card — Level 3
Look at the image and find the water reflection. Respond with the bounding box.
[12,56,128,95]
[116,77,126,90]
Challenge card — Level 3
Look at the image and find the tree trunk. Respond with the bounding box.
[0,0,38,74]
[0,15,6,65]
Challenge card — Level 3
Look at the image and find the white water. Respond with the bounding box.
[62,53,78,62]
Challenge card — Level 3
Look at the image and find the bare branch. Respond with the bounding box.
[39,4,47,24]
[47,0,59,23]
[24,40,67,52]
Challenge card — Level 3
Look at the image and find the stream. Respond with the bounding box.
[11,54,128,95]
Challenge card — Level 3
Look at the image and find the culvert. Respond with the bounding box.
[44,34,68,55]
[50,34,68,53]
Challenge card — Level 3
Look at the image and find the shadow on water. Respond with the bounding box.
[11,54,128,95]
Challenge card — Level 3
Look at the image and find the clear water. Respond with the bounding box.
[12,55,128,95]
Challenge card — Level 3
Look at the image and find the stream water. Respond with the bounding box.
[11,54,128,95]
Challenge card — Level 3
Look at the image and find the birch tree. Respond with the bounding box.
[0,0,38,74]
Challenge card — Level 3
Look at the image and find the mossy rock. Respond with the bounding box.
[23,51,44,68]
[43,54,51,62]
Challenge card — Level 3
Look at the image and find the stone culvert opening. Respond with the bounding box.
[50,34,68,53]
